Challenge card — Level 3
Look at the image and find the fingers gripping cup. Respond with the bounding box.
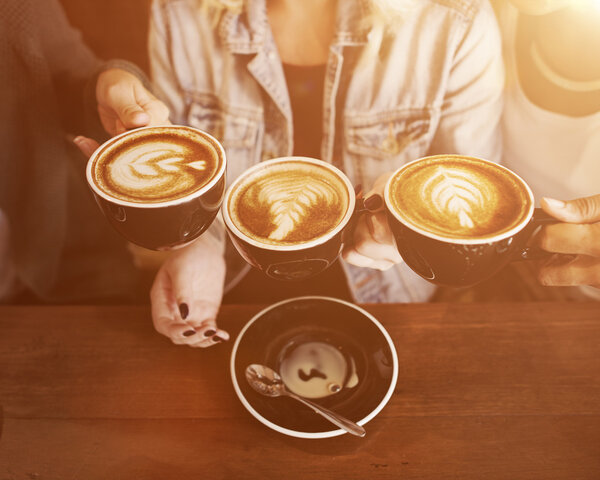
[86,126,226,250]
[384,155,554,287]
[222,157,357,281]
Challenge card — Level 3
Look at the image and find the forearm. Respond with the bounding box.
[129,215,226,271]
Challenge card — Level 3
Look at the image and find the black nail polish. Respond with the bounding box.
[364,194,383,211]
[179,303,189,320]
[203,329,216,337]
[212,335,226,343]
[183,329,196,337]
[354,184,363,196]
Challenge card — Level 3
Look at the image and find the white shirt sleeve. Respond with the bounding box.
[429,0,505,164]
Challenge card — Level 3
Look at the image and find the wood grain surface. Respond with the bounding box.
[1,303,599,479]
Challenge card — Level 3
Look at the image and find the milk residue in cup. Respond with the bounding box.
[279,341,358,399]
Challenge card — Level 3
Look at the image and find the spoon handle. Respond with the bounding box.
[285,391,366,437]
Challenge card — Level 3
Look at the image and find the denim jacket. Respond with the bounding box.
[149,0,504,302]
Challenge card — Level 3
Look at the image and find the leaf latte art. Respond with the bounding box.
[229,161,349,246]
[424,168,489,231]
[389,156,532,241]
[259,179,339,241]
[91,127,221,203]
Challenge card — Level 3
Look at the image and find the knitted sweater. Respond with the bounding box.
[0,0,141,302]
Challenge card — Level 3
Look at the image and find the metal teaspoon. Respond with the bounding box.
[245,364,366,437]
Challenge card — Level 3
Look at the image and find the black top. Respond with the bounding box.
[282,62,327,158]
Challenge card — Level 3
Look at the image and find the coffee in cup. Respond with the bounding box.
[222,157,356,280]
[227,159,350,246]
[90,126,222,204]
[87,126,226,250]
[387,155,532,242]
[384,154,553,287]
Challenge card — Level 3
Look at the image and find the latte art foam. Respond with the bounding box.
[91,127,221,203]
[389,156,531,240]
[228,161,349,246]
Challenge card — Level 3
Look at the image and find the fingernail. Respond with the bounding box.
[354,184,363,196]
[183,329,196,337]
[212,335,227,343]
[179,303,189,320]
[543,197,566,209]
[364,194,383,211]
[203,329,216,337]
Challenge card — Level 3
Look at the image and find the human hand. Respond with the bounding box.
[536,195,600,289]
[342,173,403,270]
[150,238,229,347]
[73,68,170,157]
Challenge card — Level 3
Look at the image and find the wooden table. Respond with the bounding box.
[1,303,599,479]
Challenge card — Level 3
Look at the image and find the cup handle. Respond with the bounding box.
[342,193,370,246]
[515,207,558,261]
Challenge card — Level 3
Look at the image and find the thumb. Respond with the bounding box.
[541,195,600,224]
[361,172,392,213]
[363,193,384,213]
[73,136,100,158]
[116,100,151,129]
[103,84,151,129]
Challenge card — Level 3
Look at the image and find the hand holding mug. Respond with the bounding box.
[348,155,559,288]
[536,195,600,289]
[74,68,171,156]
[342,173,402,271]
[86,126,226,250]
[151,235,229,347]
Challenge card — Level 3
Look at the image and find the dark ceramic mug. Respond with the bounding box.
[86,126,226,250]
[383,155,556,288]
[222,157,362,281]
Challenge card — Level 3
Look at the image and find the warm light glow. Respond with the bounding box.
[575,0,600,11]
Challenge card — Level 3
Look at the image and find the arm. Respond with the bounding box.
[150,218,230,347]
[36,0,101,132]
[147,0,229,344]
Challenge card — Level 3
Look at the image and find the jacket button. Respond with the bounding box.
[382,136,399,155]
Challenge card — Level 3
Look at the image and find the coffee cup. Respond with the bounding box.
[222,157,359,281]
[86,125,226,250]
[383,154,555,287]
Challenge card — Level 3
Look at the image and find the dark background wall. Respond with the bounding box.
[59,0,152,73]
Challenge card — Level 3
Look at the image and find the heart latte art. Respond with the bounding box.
[228,161,349,246]
[90,127,222,203]
[388,156,532,240]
